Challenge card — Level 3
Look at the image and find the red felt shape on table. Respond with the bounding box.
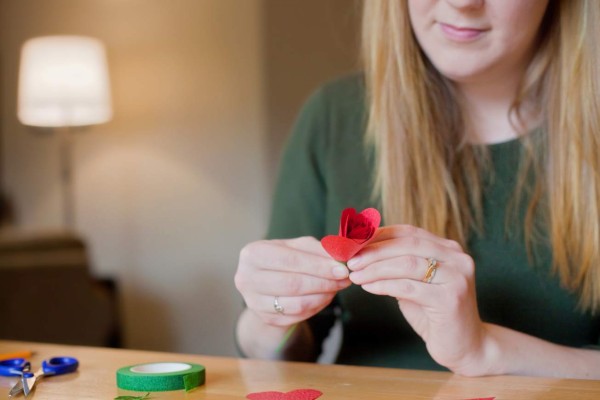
[321,207,381,262]
[464,398,495,400]
[246,389,322,400]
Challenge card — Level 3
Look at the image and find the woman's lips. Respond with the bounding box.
[439,22,487,42]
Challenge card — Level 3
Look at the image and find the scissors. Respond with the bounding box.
[6,356,78,398]
[0,358,33,379]
[0,359,33,397]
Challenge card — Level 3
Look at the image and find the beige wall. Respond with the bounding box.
[1,0,359,355]
[264,0,361,180]
[1,0,268,355]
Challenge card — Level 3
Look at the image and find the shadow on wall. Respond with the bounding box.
[188,266,241,356]
[0,230,122,346]
[0,192,15,227]
[120,254,242,355]
[121,281,175,351]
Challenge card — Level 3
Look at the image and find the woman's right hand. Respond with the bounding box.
[235,236,352,327]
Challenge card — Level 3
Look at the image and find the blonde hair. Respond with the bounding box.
[362,0,600,312]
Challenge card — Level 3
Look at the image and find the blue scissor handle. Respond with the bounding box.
[41,357,79,376]
[0,358,32,377]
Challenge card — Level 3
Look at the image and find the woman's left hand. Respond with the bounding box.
[347,224,491,376]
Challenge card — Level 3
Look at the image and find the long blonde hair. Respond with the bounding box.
[362,0,600,312]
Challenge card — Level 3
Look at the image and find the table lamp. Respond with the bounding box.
[17,35,112,227]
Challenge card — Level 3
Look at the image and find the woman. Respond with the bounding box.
[235,0,600,378]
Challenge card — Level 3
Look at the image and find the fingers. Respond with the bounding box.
[235,237,352,327]
[356,255,474,311]
[282,236,333,257]
[361,278,441,308]
[348,243,474,292]
[350,256,441,285]
[245,292,343,327]
[346,224,476,309]
[247,293,336,316]
[236,237,351,298]
[348,236,448,272]
[241,237,348,280]
[347,225,464,273]
[246,270,351,296]
[372,225,462,251]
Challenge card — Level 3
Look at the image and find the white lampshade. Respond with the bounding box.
[18,35,112,127]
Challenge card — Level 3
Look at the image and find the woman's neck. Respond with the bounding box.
[454,69,538,145]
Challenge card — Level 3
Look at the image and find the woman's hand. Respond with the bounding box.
[235,236,351,328]
[347,224,490,376]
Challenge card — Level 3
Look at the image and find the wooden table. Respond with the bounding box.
[1,340,599,399]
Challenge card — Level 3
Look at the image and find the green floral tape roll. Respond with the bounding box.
[116,362,205,392]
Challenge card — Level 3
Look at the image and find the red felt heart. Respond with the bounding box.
[338,207,355,236]
[322,207,381,262]
[463,398,495,400]
[246,389,323,400]
[321,235,367,262]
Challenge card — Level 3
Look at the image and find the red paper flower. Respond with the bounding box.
[321,207,381,262]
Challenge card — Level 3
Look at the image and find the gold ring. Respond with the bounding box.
[273,296,284,314]
[422,258,438,283]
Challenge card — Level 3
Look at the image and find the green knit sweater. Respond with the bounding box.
[266,75,600,370]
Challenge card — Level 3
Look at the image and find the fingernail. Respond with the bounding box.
[347,257,360,270]
[332,265,349,279]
